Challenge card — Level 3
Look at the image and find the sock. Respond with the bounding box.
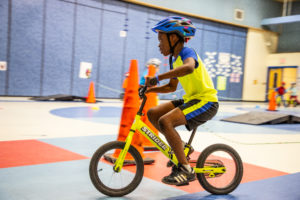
[182,164,192,172]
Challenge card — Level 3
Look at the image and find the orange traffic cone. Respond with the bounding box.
[86,81,96,103]
[267,91,277,111]
[141,65,159,151]
[106,60,154,164]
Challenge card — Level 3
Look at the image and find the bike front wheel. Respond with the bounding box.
[89,141,144,197]
[196,143,243,195]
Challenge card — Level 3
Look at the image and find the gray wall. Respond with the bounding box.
[134,0,300,52]
[132,0,282,28]
[277,2,300,52]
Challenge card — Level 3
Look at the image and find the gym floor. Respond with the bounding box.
[1,96,300,200]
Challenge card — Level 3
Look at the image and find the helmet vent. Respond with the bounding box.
[183,29,190,34]
[181,22,190,26]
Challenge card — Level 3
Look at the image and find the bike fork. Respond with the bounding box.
[113,117,140,172]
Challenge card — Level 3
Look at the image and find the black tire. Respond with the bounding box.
[196,144,243,195]
[89,141,144,197]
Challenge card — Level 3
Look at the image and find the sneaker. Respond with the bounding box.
[167,143,194,167]
[162,164,196,186]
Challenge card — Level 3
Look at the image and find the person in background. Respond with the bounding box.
[287,82,299,106]
[275,82,286,107]
[139,58,161,86]
[120,72,130,99]
[121,58,161,99]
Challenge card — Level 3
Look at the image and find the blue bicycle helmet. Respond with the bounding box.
[152,16,196,39]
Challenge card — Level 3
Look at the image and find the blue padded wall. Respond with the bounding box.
[97,1,126,98]
[145,10,166,71]
[188,18,204,56]
[229,30,247,99]
[42,0,75,96]
[202,22,219,93]
[124,4,148,78]
[216,28,233,100]
[0,0,247,100]
[8,0,44,96]
[0,0,9,95]
[72,0,102,97]
[198,22,247,100]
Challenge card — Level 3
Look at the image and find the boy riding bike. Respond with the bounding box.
[144,16,219,186]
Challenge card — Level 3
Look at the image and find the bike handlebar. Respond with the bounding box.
[138,86,148,99]
[137,86,148,115]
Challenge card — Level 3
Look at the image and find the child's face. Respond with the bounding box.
[158,32,170,56]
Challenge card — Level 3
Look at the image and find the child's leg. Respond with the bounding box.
[147,101,176,133]
[157,108,189,165]
[282,95,287,107]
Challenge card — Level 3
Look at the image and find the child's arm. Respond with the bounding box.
[146,78,178,93]
[145,57,195,94]
[158,57,195,81]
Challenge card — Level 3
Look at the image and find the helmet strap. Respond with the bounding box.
[169,55,173,70]
[166,33,174,56]
[166,33,181,56]
[167,33,181,70]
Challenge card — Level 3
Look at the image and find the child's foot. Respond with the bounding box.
[162,164,195,186]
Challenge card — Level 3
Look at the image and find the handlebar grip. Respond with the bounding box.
[138,86,147,98]
[141,86,147,93]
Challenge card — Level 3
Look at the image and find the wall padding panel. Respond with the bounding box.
[43,0,75,95]
[8,0,44,96]
[0,0,9,95]
[72,1,102,97]
[98,8,126,98]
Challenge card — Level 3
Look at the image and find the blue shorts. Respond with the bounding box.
[172,99,219,131]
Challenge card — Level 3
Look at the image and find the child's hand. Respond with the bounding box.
[145,76,158,86]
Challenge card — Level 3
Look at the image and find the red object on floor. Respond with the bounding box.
[123,151,289,193]
[0,140,88,168]
[86,81,96,103]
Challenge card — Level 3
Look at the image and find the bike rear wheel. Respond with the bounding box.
[89,141,144,197]
[196,143,243,194]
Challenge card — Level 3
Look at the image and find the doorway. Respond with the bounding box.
[266,66,298,101]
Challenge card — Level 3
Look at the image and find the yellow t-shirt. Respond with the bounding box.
[172,47,218,103]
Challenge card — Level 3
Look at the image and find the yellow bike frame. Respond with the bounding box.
[113,90,225,177]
